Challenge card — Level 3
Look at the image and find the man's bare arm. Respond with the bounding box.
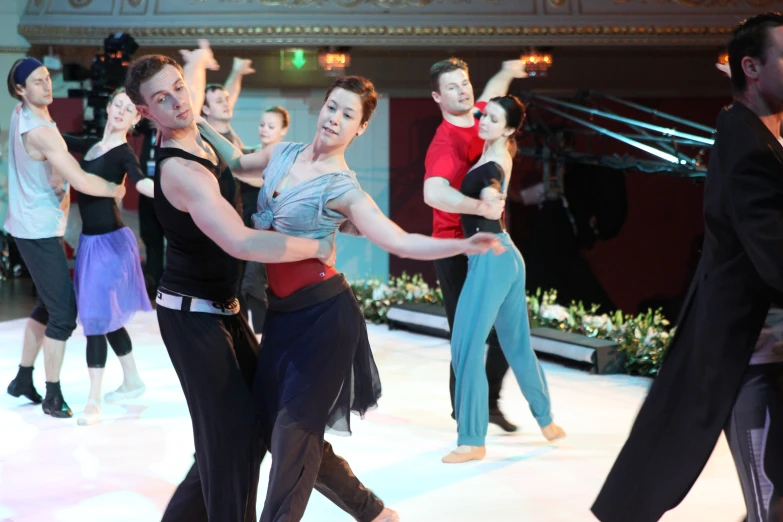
[477,59,528,103]
[180,39,219,117]
[423,177,504,219]
[29,126,124,198]
[224,57,255,109]
[233,173,263,188]
[160,158,332,263]
[197,118,273,175]
[135,178,154,198]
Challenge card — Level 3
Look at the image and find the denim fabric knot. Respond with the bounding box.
[253,209,274,230]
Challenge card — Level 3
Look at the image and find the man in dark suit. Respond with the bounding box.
[592,12,783,522]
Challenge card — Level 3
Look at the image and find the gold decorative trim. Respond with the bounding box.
[18,23,738,47]
[19,24,736,37]
[0,46,31,54]
[614,0,783,6]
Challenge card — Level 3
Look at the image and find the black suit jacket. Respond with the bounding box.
[592,101,783,522]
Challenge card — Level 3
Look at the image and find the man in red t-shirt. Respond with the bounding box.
[423,57,527,432]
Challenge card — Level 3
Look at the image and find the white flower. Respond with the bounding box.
[583,314,610,329]
[372,285,390,301]
[540,304,570,322]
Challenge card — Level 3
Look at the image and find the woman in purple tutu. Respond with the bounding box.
[64,88,153,425]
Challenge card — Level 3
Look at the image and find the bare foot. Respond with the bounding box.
[104,382,146,404]
[371,507,400,522]
[77,401,101,426]
[441,445,486,464]
[541,422,566,441]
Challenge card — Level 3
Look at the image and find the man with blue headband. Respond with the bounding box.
[4,57,126,418]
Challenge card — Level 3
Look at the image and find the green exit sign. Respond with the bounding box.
[280,49,317,71]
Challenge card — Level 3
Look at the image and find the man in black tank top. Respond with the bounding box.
[181,51,268,332]
[126,50,394,522]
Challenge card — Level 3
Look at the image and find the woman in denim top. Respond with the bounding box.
[199,75,502,522]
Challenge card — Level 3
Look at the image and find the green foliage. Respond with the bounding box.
[350,273,443,325]
[526,289,674,377]
[350,277,674,377]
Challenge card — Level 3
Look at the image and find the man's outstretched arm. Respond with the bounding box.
[224,57,255,109]
[477,59,528,103]
[30,126,125,199]
[180,39,219,117]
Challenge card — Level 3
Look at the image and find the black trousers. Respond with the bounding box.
[236,261,269,335]
[14,236,77,341]
[240,200,269,334]
[724,362,783,522]
[241,261,268,334]
[139,195,164,299]
[162,441,384,522]
[434,254,510,414]
[158,307,384,522]
[158,306,262,522]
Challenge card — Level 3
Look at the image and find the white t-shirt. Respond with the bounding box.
[3,104,69,238]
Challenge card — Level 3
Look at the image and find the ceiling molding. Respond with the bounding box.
[18,23,736,47]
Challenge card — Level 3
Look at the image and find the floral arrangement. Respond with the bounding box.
[350,273,443,325]
[526,289,673,377]
[349,275,674,377]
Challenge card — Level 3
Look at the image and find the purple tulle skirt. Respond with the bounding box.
[74,227,152,336]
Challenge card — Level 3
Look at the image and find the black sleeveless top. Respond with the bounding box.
[154,137,241,301]
[63,135,145,236]
[459,161,506,237]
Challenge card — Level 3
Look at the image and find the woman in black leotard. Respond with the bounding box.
[443,95,566,464]
[65,88,153,425]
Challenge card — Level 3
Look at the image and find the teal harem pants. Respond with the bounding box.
[451,232,554,446]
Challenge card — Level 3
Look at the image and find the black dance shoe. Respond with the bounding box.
[7,377,43,404]
[42,394,73,418]
[489,409,518,433]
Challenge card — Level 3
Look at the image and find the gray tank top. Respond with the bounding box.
[252,142,360,239]
[3,104,68,239]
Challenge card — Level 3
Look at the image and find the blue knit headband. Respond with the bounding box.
[13,58,44,86]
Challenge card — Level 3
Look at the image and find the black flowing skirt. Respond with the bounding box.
[253,274,382,436]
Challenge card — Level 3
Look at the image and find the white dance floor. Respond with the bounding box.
[0,311,745,522]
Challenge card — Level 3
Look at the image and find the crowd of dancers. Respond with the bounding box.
[3,11,783,522]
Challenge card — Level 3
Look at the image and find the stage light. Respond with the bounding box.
[520,49,553,77]
[318,48,351,76]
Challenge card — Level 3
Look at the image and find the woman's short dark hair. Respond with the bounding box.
[324,76,378,125]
